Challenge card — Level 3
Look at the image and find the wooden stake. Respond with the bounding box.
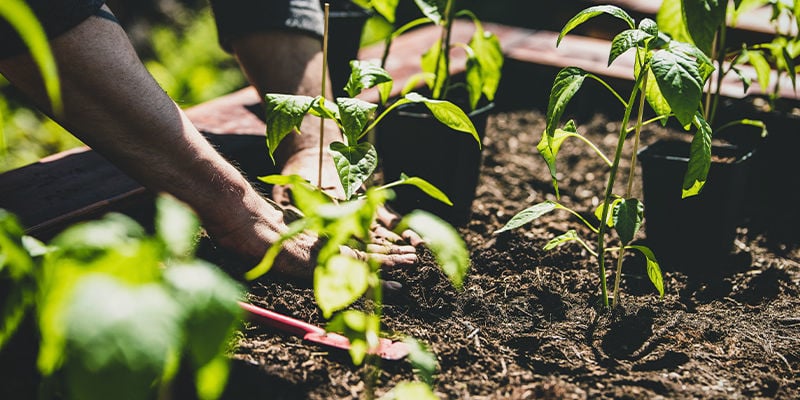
[318,3,330,190]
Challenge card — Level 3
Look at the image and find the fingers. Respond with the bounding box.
[375,206,425,246]
[340,245,417,268]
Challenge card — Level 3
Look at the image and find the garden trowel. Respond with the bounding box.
[238,302,409,361]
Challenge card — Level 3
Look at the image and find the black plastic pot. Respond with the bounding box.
[713,100,800,242]
[376,101,494,226]
[637,139,755,274]
[326,1,371,99]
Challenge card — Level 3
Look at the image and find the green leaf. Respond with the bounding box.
[326,310,380,365]
[397,210,469,290]
[682,114,713,198]
[495,201,558,234]
[0,212,36,349]
[421,38,447,93]
[155,195,200,259]
[404,338,437,387]
[413,0,447,24]
[372,0,399,23]
[651,48,704,127]
[258,174,332,213]
[344,60,394,102]
[62,276,182,400]
[558,5,635,45]
[594,197,624,228]
[163,261,243,368]
[0,0,61,114]
[390,174,453,206]
[546,67,587,139]
[537,120,579,197]
[336,97,378,144]
[543,230,580,251]
[470,28,504,103]
[612,198,644,245]
[314,255,370,319]
[465,53,483,111]
[264,94,316,161]
[638,18,659,37]
[195,356,231,400]
[0,209,33,278]
[610,29,653,66]
[656,0,693,44]
[404,93,481,146]
[628,245,664,298]
[682,0,727,55]
[381,381,439,400]
[746,49,772,93]
[330,141,378,200]
[641,63,673,122]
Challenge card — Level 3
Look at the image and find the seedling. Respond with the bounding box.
[658,0,798,122]
[498,5,720,308]
[252,9,471,397]
[379,0,504,110]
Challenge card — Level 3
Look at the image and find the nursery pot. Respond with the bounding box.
[637,139,755,274]
[326,1,370,99]
[376,101,494,226]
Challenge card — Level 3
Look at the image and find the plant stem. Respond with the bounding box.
[709,23,727,126]
[433,0,454,99]
[612,73,648,309]
[596,71,645,309]
[318,3,330,190]
[380,18,430,69]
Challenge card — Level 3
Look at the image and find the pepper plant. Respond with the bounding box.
[251,60,471,398]
[658,0,798,122]
[379,0,504,111]
[0,195,243,400]
[497,5,720,308]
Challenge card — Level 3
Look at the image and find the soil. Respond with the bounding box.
[216,106,800,400]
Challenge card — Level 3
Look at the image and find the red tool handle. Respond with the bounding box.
[238,301,325,337]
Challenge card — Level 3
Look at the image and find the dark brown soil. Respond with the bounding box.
[221,107,800,399]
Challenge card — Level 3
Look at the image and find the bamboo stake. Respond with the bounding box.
[318,3,330,189]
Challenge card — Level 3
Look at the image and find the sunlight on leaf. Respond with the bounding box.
[495,201,558,234]
[398,210,469,290]
[558,5,635,45]
[155,195,200,260]
[546,68,587,139]
[264,94,316,161]
[381,381,439,400]
[543,230,580,251]
[628,245,664,298]
[330,142,378,200]
[315,255,370,319]
[682,115,712,198]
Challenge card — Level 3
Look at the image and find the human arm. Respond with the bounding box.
[0,5,417,278]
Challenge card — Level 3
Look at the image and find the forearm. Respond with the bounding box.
[0,7,278,237]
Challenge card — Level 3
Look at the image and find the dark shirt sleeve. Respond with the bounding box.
[209,0,325,53]
[0,0,106,59]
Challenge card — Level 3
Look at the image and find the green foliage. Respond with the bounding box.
[143,9,246,107]
[656,0,800,115]
[0,0,61,113]
[0,195,243,400]
[263,61,477,201]
[497,4,714,308]
[0,1,72,173]
[380,0,504,108]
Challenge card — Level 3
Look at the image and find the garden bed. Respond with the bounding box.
[206,105,800,399]
[2,12,799,398]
